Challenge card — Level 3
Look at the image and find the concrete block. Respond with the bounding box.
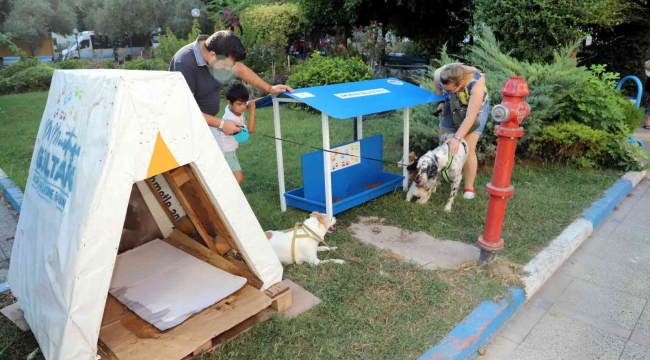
[530,272,576,305]
[479,335,518,360]
[620,340,650,360]
[499,302,547,344]
[511,314,626,360]
[552,279,646,331]
[559,252,650,299]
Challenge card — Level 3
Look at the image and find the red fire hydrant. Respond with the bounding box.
[478,76,530,263]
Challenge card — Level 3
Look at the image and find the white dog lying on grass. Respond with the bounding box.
[265,212,344,265]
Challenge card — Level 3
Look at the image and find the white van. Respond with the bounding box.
[62,31,155,61]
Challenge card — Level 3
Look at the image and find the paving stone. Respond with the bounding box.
[0,197,16,262]
[511,314,626,360]
[633,193,650,210]
[631,331,650,347]
[0,258,8,284]
[635,304,650,338]
[478,335,518,360]
[580,236,650,274]
[500,302,547,344]
[551,279,646,331]
[590,218,621,239]
[532,297,553,311]
[559,252,650,299]
[608,221,650,246]
[348,218,479,270]
[529,272,575,305]
[549,303,631,339]
[280,279,322,319]
[620,340,650,360]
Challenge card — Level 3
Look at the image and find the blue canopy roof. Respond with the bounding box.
[256,78,444,120]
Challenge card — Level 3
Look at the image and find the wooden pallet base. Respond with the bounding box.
[185,282,292,358]
[97,235,292,360]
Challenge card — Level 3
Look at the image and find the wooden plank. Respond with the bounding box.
[145,178,196,235]
[214,235,232,256]
[178,181,217,235]
[166,230,262,289]
[162,172,220,254]
[170,167,190,187]
[192,341,213,357]
[101,294,131,327]
[99,285,272,360]
[182,307,277,359]
[98,339,120,360]
[183,166,237,247]
[264,283,292,313]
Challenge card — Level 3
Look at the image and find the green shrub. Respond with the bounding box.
[559,64,643,135]
[412,27,644,166]
[0,65,55,95]
[409,124,440,158]
[57,59,94,70]
[96,60,119,69]
[287,52,371,89]
[156,20,201,63]
[2,57,39,78]
[124,58,168,71]
[529,122,646,170]
[239,3,301,78]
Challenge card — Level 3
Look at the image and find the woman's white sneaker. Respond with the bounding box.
[463,189,476,199]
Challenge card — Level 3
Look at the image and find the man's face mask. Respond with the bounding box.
[208,55,236,83]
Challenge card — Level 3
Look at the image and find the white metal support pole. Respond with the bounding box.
[273,98,286,211]
[322,112,333,217]
[356,115,363,140]
[403,107,410,191]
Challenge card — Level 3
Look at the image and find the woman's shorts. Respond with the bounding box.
[222,151,241,171]
[440,101,490,135]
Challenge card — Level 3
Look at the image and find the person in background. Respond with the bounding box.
[433,63,490,200]
[169,30,293,136]
[211,81,255,184]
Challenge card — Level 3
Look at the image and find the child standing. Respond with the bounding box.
[210,81,256,184]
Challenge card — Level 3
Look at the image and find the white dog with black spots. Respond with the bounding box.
[405,133,469,212]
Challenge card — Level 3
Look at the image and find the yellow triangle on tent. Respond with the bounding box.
[147,132,180,178]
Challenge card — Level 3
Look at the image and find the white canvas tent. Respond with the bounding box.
[7,69,283,360]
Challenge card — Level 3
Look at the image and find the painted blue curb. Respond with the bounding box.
[0,167,22,293]
[0,170,23,214]
[419,288,525,360]
[581,178,633,228]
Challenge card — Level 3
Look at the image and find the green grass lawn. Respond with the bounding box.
[0,91,618,360]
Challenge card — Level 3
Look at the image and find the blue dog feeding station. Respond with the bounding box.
[270,78,443,216]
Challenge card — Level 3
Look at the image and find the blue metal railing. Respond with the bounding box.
[616,75,645,149]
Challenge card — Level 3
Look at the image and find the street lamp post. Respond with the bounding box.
[73,28,80,59]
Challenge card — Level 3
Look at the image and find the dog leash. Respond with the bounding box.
[255,132,411,167]
[295,222,439,271]
[440,141,468,184]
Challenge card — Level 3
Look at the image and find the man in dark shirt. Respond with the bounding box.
[169,31,293,135]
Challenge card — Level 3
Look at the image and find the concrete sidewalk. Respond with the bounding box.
[480,179,650,360]
[0,196,17,285]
